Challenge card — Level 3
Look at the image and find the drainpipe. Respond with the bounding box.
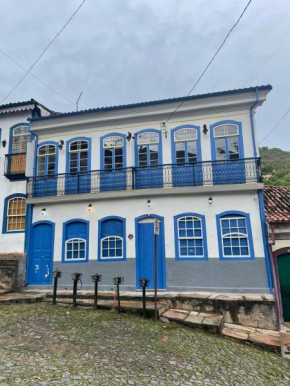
[250,88,259,158]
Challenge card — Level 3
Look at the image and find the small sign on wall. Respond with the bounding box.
[128,234,134,240]
[154,219,160,235]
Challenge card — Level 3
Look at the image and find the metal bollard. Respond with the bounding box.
[52,269,63,305]
[71,272,82,308]
[139,277,150,318]
[91,274,102,310]
[113,276,124,313]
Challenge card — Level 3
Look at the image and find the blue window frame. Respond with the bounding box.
[135,129,162,167]
[98,216,126,262]
[172,125,202,164]
[101,133,126,170]
[174,213,208,260]
[66,137,91,174]
[62,219,89,263]
[37,142,58,176]
[2,193,26,234]
[216,211,255,260]
[210,120,244,161]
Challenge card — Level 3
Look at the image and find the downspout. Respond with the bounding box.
[258,190,273,292]
[250,88,259,158]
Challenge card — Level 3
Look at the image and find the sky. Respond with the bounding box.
[0,0,289,149]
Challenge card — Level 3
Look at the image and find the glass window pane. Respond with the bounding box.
[215,138,226,160]
[228,136,240,159]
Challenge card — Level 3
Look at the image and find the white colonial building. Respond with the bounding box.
[24,86,273,293]
[0,100,53,253]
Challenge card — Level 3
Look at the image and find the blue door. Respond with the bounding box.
[27,222,54,285]
[136,218,166,290]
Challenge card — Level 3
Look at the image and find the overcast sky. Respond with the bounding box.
[0,0,289,149]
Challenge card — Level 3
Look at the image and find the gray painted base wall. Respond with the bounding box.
[43,258,271,293]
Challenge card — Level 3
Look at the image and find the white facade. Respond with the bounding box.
[0,101,52,253]
[26,86,273,292]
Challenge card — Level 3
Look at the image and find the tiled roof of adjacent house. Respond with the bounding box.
[0,99,56,114]
[264,186,290,224]
[30,84,272,122]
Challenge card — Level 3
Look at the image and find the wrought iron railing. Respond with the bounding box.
[4,153,27,177]
[26,158,261,198]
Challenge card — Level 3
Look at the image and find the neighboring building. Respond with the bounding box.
[0,100,54,289]
[264,185,290,324]
[25,85,273,293]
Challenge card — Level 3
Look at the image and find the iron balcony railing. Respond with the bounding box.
[4,153,27,177]
[26,157,261,199]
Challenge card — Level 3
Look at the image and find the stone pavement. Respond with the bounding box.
[0,303,290,385]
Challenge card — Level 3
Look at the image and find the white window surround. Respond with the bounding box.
[177,216,204,258]
[103,136,124,148]
[101,236,123,259]
[214,124,238,138]
[65,238,86,261]
[174,128,197,142]
[220,216,250,257]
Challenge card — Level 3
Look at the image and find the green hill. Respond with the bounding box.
[259,147,290,186]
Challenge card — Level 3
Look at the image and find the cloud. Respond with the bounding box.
[0,0,289,149]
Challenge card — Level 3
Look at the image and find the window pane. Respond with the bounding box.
[138,146,147,166]
[175,142,185,164]
[149,145,158,166]
[187,142,197,163]
[215,138,226,160]
[137,132,159,145]
[228,136,240,160]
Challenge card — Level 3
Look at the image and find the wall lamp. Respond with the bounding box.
[147,199,151,208]
[58,140,64,150]
[208,197,213,205]
[126,132,134,141]
[88,204,92,212]
[1,139,6,148]
[41,208,46,216]
[203,125,208,135]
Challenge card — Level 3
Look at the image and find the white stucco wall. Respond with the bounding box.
[0,111,32,253]
[31,190,265,262]
[33,107,256,174]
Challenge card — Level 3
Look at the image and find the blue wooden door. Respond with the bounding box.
[28,223,54,285]
[136,220,166,289]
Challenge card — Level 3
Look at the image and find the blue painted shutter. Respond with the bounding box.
[66,221,87,240]
[101,219,123,237]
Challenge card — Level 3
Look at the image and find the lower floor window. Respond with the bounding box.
[101,236,123,258]
[65,238,86,260]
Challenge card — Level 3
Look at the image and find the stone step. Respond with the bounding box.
[0,292,46,304]
[221,323,281,353]
[280,331,290,358]
[43,297,169,318]
[161,309,223,333]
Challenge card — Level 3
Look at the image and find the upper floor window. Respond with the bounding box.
[12,125,30,154]
[69,140,89,174]
[137,131,159,167]
[2,195,26,233]
[98,217,126,261]
[174,128,198,164]
[63,220,89,262]
[103,136,124,170]
[217,212,254,260]
[37,144,56,176]
[214,123,240,160]
[174,213,207,260]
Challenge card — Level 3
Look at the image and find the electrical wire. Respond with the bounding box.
[1,0,86,104]
[0,48,75,106]
[164,0,253,124]
[259,107,290,145]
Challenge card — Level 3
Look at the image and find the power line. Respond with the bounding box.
[0,48,75,106]
[259,107,290,145]
[1,0,86,104]
[164,0,253,124]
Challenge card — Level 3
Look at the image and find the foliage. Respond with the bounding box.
[259,147,290,187]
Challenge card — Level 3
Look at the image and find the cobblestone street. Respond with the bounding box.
[0,304,289,385]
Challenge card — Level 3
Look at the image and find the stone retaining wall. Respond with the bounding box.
[169,293,278,331]
[0,254,26,291]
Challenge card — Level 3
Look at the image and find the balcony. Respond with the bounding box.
[4,153,27,180]
[26,158,261,199]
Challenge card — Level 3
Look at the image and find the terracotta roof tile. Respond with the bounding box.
[264,186,290,224]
